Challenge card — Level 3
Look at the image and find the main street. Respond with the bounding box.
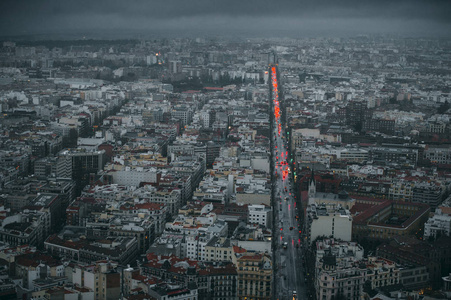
[270,66,307,300]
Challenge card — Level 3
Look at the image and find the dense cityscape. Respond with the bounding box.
[0,16,450,300]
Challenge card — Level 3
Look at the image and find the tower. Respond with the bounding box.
[308,169,316,205]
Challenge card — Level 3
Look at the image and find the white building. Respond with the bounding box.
[179,219,228,261]
[204,237,233,262]
[200,111,212,128]
[365,257,400,290]
[315,239,365,300]
[239,152,270,173]
[315,239,400,300]
[307,177,352,245]
[424,147,451,165]
[306,203,352,245]
[248,204,272,228]
[171,106,193,126]
[70,261,120,300]
[111,168,159,186]
[146,188,181,216]
[186,232,212,261]
[424,208,451,239]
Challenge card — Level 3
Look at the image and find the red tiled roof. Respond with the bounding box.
[350,203,373,215]
[440,207,451,215]
[136,203,165,210]
[377,243,430,265]
[300,191,309,202]
[353,200,392,225]
[45,234,85,250]
[126,293,155,300]
[145,253,198,270]
[352,195,387,203]
[167,289,190,296]
[67,206,80,211]
[73,286,91,293]
[198,263,237,276]
[182,90,201,94]
[238,253,263,261]
[233,245,247,254]
[16,251,61,268]
[22,205,44,211]
[16,257,39,268]
[132,274,148,281]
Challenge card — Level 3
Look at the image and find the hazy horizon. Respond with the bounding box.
[1,0,450,40]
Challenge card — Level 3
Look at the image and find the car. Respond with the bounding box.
[283,242,288,249]
[289,226,293,230]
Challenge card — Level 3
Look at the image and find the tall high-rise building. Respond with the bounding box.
[169,60,182,74]
[57,149,106,195]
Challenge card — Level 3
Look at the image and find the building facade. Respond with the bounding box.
[236,253,272,300]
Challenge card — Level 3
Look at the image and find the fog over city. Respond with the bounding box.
[1,0,451,38]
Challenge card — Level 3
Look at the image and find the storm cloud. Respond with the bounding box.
[1,0,450,37]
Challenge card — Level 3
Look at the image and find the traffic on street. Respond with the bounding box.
[270,66,308,300]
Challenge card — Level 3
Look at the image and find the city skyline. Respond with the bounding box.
[0,1,451,299]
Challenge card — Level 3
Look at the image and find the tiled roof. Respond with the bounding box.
[238,253,263,261]
[233,246,247,254]
[353,200,392,225]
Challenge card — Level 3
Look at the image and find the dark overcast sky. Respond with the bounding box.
[1,0,450,38]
